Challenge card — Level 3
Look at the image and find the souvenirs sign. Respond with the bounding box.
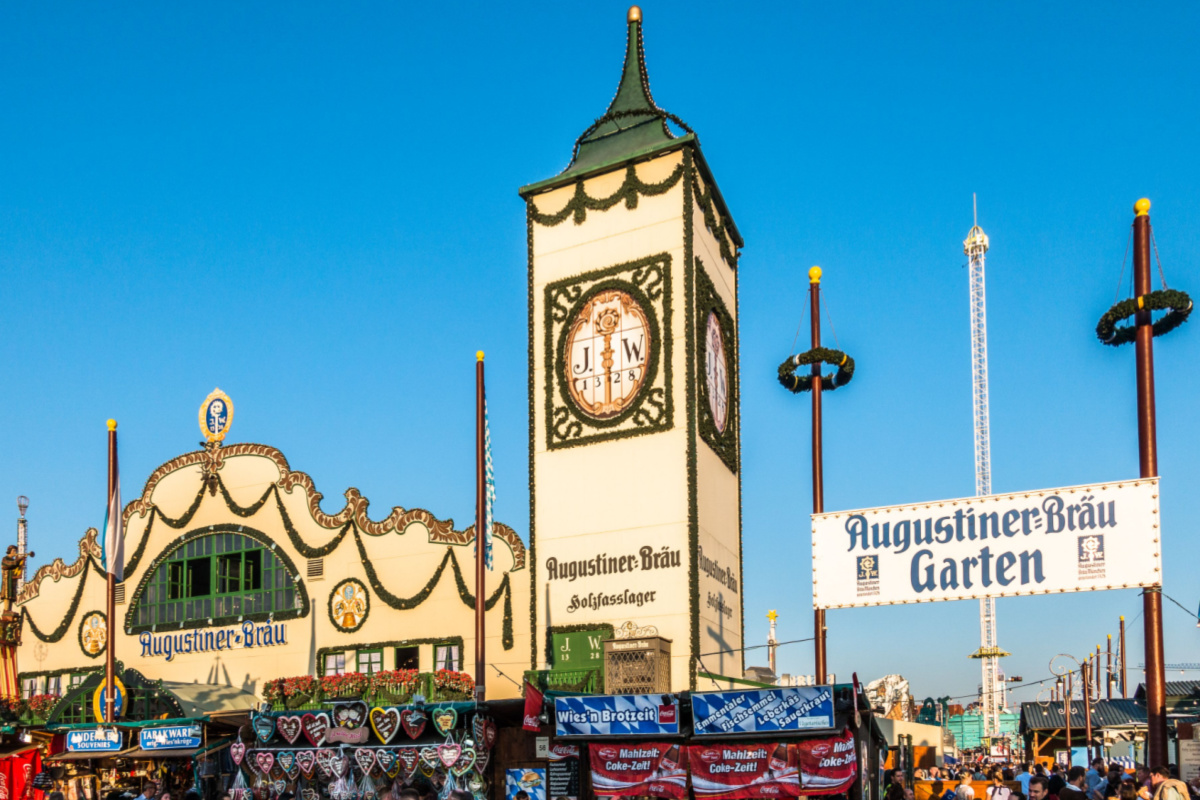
[140,724,203,751]
[687,743,800,799]
[555,694,679,737]
[812,479,1162,609]
[691,687,834,736]
[67,728,122,753]
[588,743,687,799]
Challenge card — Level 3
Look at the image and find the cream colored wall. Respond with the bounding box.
[692,184,744,680]
[531,151,695,689]
[16,447,530,701]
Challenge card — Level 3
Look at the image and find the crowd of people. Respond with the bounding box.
[884,759,1199,800]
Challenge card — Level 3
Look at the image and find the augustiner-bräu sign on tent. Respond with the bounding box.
[811,479,1161,609]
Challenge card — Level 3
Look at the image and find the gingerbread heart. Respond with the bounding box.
[276,752,296,774]
[276,716,303,745]
[315,750,336,778]
[253,715,276,744]
[397,748,419,780]
[478,718,497,750]
[431,707,457,736]
[438,742,461,770]
[354,747,377,775]
[231,790,247,800]
[295,750,316,778]
[400,708,427,740]
[475,746,490,774]
[335,750,353,778]
[375,748,397,774]
[230,741,246,766]
[301,712,331,747]
[333,701,368,729]
[419,746,440,769]
[369,707,401,744]
[450,747,476,777]
[301,789,319,800]
[253,751,276,775]
[272,780,286,796]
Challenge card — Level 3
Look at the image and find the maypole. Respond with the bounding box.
[1095,198,1192,766]
[778,266,856,683]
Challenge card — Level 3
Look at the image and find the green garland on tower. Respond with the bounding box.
[777,348,856,393]
[1096,289,1193,346]
[22,562,94,643]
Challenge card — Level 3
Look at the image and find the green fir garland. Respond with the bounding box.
[353,534,514,650]
[22,561,92,643]
[777,348,856,393]
[1096,289,1193,346]
[694,260,740,474]
[530,162,684,227]
[683,149,700,690]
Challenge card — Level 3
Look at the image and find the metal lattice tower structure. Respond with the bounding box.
[963,196,1008,741]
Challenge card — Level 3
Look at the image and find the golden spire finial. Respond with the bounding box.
[476,350,485,361]
[1134,198,1151,216]
[766,610,778,622]
[808,266,822,284]
[627,5,642,23]
[106,419,117,431]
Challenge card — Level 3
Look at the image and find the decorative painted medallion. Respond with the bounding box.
[545,254,673,449]
[695,262,739,473]
[199,388,235,443]
[704,311,729,433]
[78,611,107,658]
[563,289,651,420]
[328,578,369,633]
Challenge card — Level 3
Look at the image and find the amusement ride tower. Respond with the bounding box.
[964,197,1009,741]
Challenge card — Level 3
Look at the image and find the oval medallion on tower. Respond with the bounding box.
[563,289,652,420]
[704,311,729,433]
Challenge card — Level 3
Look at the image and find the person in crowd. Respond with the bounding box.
[1119,779,1139,800]
[916,770,929,781]
[930,767,943,781]
[1050,766,1068,797]
[447,792,474,800]
[987,768,1013,800]
[1029,776,1057,800]
[1102,765,1126,799]
[886,779,906,800]
[957,774,977,800]
[1087,759,1108,800]
[904,790,917,800]
[135,783,158,800]
[1148,767,1189,800]
[1137,768,1153,790]
[1061,767,1091,800]
[1017,763,1035,795]
[397,789,421,800]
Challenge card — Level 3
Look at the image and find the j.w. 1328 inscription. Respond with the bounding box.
[564,289,651,420]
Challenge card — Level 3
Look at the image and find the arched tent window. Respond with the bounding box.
[128,526,307,632]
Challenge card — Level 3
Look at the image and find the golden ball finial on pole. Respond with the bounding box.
[106,419,117,431]
[627,5,642,23]
[476,350,485,362]
[1134,198,1151,216]
[808,266,823,284]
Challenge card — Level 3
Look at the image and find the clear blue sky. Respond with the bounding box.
[3,1,1198,707]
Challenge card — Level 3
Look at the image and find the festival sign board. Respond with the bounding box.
[687,742,800,799]
[507,768,546,800]
[139,724,203,751]
[588,742,687,799]
[812,479,1161,609]
[66,728,123,753]
[691,687,834,736]
[794,729,858,795]
[555,694,679,738]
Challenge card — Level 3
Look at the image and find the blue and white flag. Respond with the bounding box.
[479,399,495,570]
[100,453,124,581]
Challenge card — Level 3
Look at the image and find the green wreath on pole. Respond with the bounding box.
[777,347,856,393]
[1096,289,1193,346]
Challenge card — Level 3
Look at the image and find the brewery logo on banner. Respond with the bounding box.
[687,743,799,799]
[556,695,679,737]
[794,729,858,796]
[812,479,1161,609]
[588,743,687,799]
[691,687,835,736]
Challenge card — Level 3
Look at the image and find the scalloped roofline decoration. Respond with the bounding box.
[18,442,526,604]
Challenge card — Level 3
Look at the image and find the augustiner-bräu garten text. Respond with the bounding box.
[844,494,1117,593]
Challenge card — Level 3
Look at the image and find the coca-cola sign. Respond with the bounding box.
[687,743,800,799]
[588,743,687,799]
[794,728,858,795]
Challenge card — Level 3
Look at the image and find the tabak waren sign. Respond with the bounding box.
[812,479,1161,608]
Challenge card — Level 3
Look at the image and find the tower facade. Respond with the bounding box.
[519,7,744,690]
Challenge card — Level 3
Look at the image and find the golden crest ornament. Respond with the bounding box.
[199,388,235,443]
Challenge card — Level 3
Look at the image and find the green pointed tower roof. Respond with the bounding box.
[560,5,686,177]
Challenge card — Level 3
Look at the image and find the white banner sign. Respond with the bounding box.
[812,479,1160,609]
